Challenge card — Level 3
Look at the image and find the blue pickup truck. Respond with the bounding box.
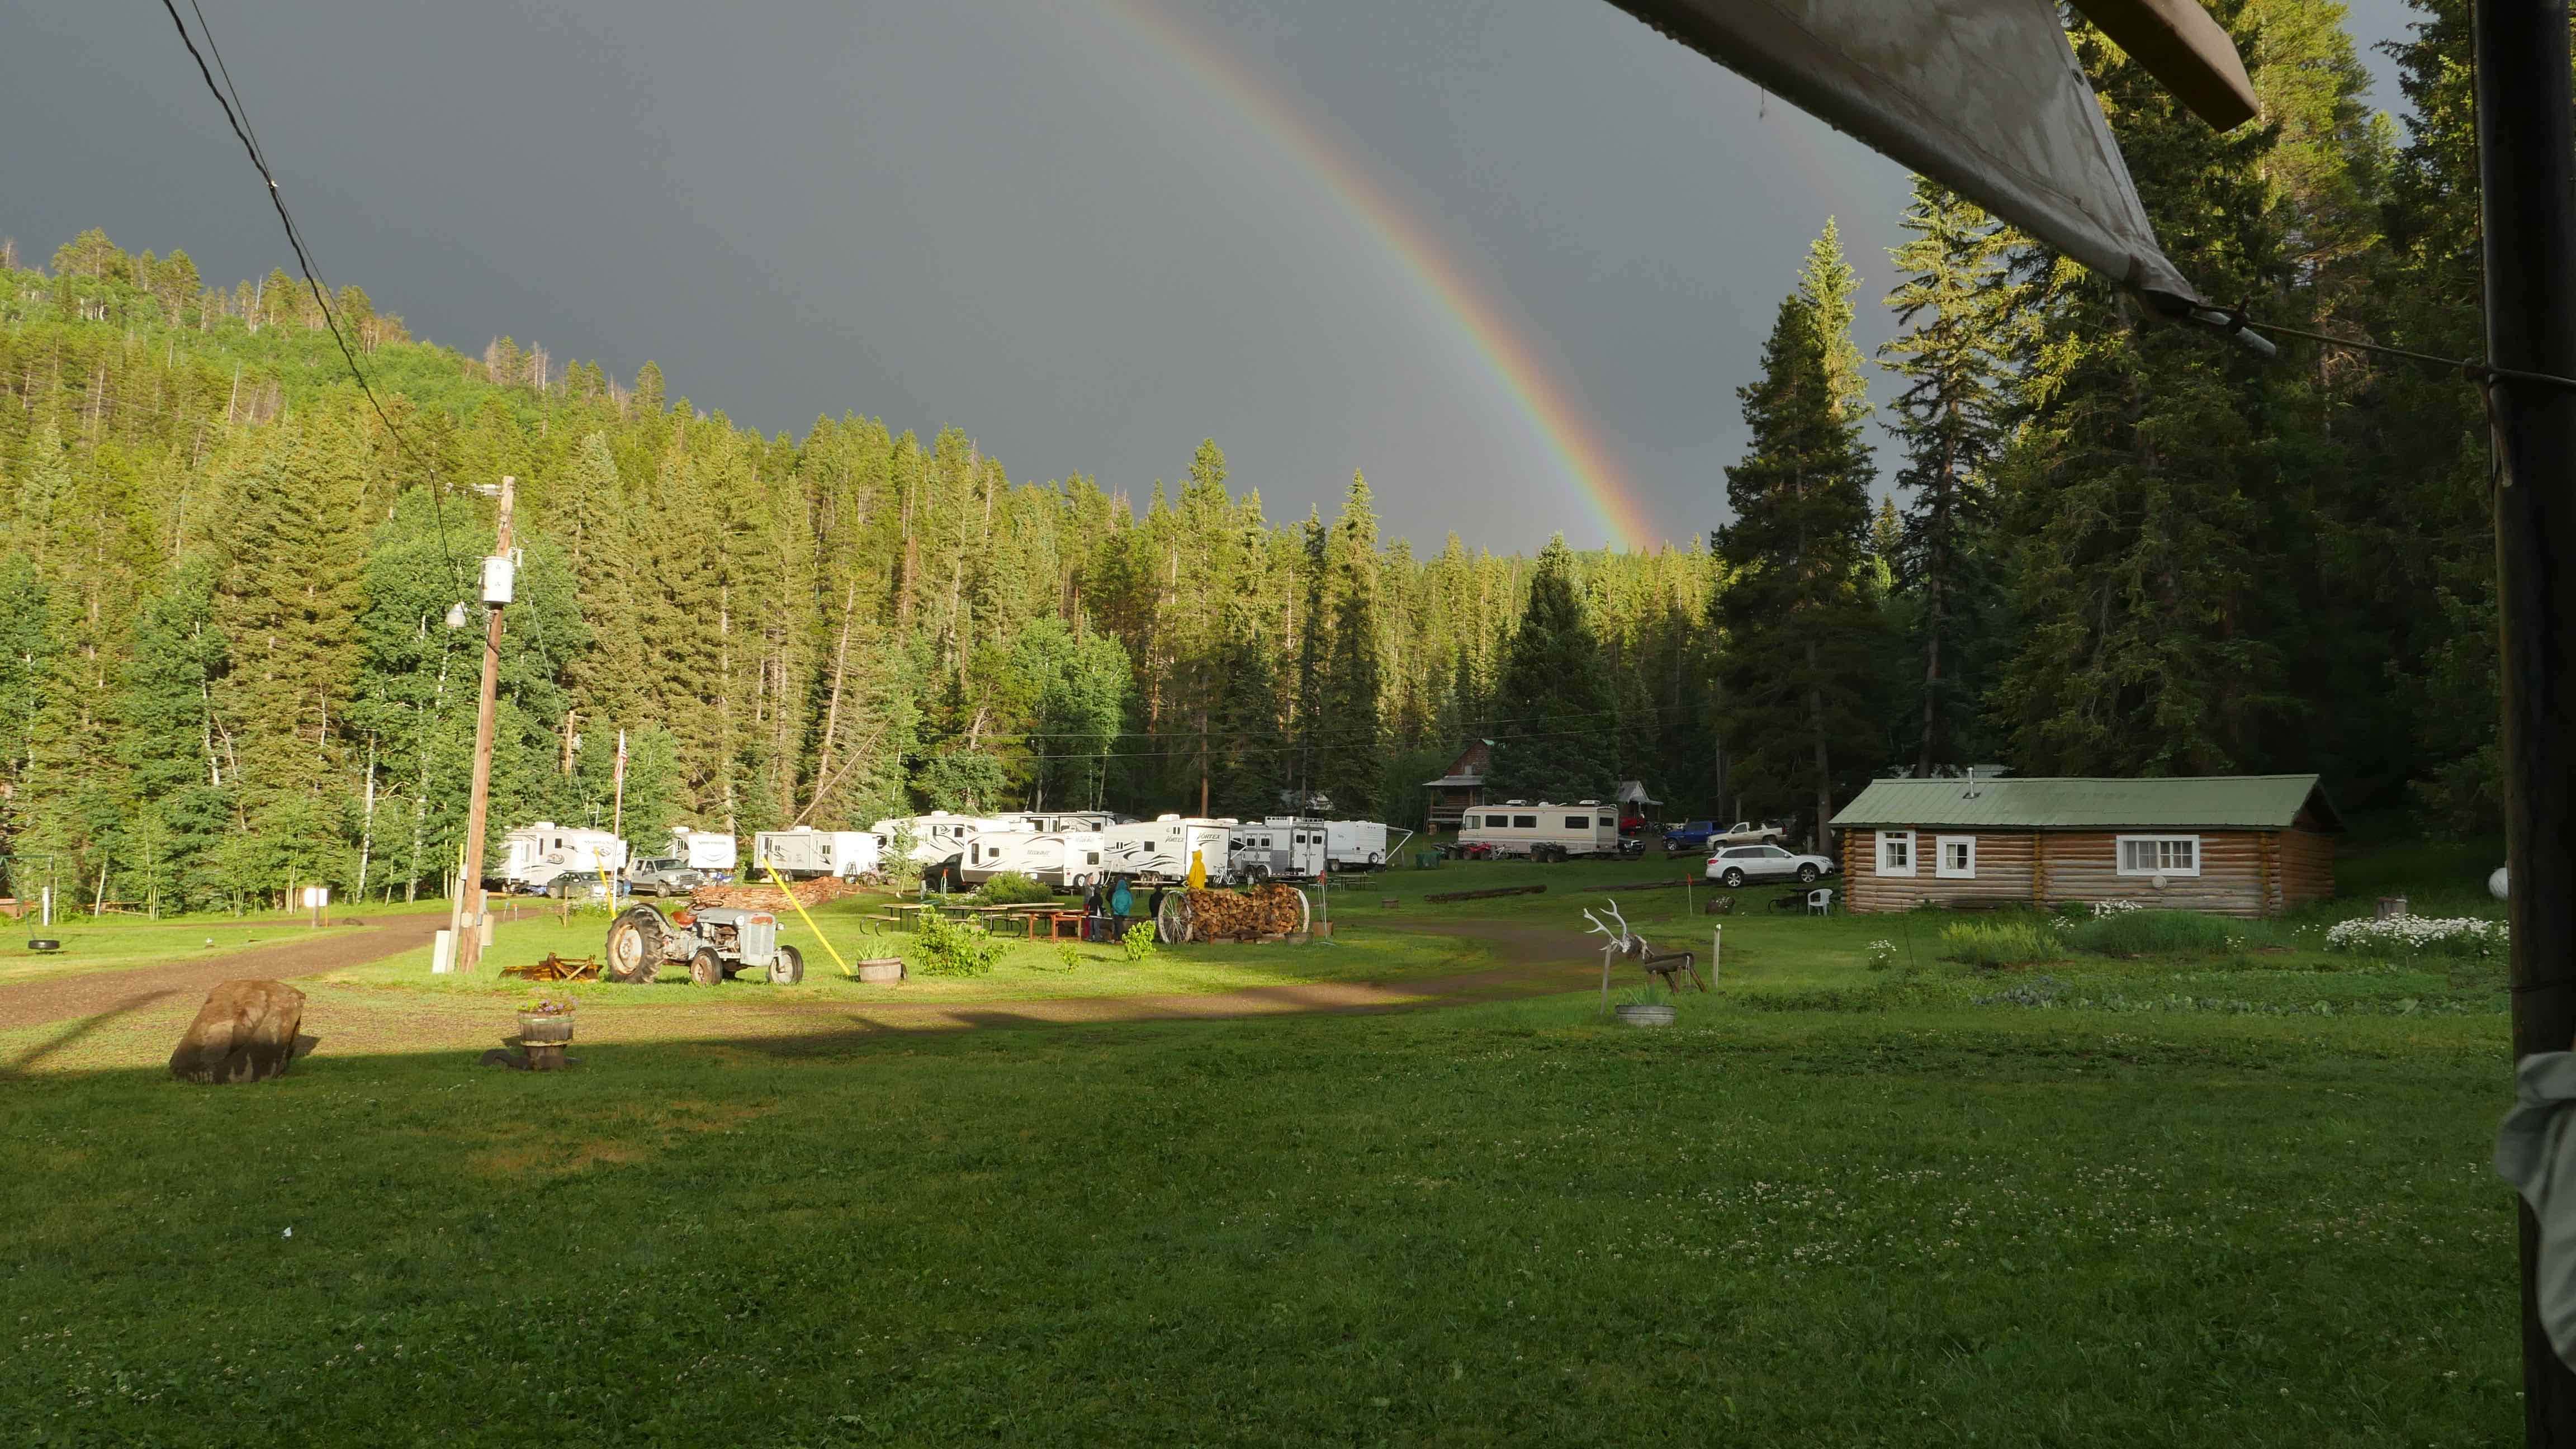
[1661,819,1786,853]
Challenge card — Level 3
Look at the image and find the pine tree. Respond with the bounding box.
[1986,5,2295,776]
[1798,217,1871,425]
[1483,536,1617,804]
[1711,295,1884,842]
[1878,178,2014,773]
[1316,472,1384,813]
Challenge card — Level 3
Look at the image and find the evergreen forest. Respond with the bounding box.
[0,0,2511,911]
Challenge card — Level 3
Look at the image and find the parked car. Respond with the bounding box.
[1662,819,1726,852]
[626,856,706,898]
[1704,842,1836,887]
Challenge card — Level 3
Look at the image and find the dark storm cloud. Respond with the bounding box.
[0,0,2416,551]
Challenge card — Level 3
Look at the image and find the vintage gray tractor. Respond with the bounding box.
[603,903,805,986]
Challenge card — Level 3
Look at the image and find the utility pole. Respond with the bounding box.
[2474,3,2576,1441]
[453,475,516,977]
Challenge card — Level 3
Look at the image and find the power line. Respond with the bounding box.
[2219,307,2576,394]
[155,0,471,598]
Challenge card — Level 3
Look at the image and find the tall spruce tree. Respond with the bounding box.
[1316,472,1384,813]
[1985,4,2294,776]
[1878,178,2014,774]
[1798,218,1871,425]
[1711,295,1883,844]
[1484,536,1616,803]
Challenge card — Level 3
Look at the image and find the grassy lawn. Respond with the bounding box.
[0,1001,2512,1445]
[0,897,453,987]
[0,838,2525,1443]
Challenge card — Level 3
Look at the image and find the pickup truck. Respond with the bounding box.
[1662,819,1786,853]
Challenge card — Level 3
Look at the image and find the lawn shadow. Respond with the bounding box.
[3,989,184,1077]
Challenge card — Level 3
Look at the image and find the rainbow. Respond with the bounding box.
[1101,2,1661,551]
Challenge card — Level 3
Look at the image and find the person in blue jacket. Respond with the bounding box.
[1107,878,1134,941]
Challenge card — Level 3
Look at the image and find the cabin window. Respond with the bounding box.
[1877,831,1916,877]
[1513,815,1537,830]
[2116,835,2201,877]
[1564,815,1589,830]
[1935,835,1976,879]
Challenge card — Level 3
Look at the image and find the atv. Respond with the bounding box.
[603,903,806,986]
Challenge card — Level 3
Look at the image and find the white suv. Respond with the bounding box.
[1705,843,1835,887]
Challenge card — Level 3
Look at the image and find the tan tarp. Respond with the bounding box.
[1608,0,2206,310]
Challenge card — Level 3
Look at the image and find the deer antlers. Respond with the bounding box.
[1580,899,1635,949]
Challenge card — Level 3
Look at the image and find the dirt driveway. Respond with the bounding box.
[0,913,449,1033]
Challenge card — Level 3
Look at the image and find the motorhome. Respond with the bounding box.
[669,828,738,874]
[1228,821,1328,881]
[958,830,1107,891]
[1101,815,1236,885]
[752,827,884,880]
[494,822,629,893]
[1456,802,1622,860]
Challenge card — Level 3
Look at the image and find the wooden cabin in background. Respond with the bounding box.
[1422,740,1494,835]
[1827,775,2341,917]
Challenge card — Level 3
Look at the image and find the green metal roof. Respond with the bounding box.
[1828,774,2339,831]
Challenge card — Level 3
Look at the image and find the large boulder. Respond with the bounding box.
[169,979,310,1085]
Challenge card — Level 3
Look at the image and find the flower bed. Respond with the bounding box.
[2321,913,2506,958]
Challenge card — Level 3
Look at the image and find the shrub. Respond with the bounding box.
[1863,939,1901,973]
[2089,898,2143,919]
[2323,913,2507,958]
[970,871,1058,906]
[1121,922,1159,963]
[1939,921,2059,968]
[907,913,1003,978]
[2066,908,2239,958]
[1612,984,1676,1010]
[1055,943,1085,972]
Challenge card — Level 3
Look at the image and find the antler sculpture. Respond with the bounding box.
[1583,899,1646,1010]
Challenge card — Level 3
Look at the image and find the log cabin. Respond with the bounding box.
[1826,774,2341,917]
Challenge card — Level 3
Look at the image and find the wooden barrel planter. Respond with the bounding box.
[1613,1003,1677,1027]
[855,958,905,983]
[515,1008,575,1071]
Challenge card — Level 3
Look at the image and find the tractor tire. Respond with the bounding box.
[604,907,665,984]
[768,944,806,986]
[1722,868,1746,888]
[1797,864,1820,884]
[688,947,724,988]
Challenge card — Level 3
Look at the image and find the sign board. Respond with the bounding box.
[301,886,330,910]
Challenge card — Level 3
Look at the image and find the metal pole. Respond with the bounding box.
[454,475,515,977]
[2473,5,2576,1440]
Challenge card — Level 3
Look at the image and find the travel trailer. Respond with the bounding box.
[1229,821,1328,881]
[1320,820,1404,871]
[494,822,629,893]
[669,827,738,874]
[1456,802,1622,861]
[957,830,1107,891]
[868,813,991,874]
[752,827,884,880]
[1102,815,1236,886]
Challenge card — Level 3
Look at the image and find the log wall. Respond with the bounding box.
[1840,827,2333,918]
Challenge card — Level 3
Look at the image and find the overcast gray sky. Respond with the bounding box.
[3,0,2419,552]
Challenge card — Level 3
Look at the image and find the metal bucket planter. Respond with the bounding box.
[855,958,905,983]
[1613,1003,1678,1027]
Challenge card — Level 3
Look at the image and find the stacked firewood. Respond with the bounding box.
[1177,883,1306,941]
[688,877,859,911]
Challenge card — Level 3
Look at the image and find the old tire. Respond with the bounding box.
[1797,863,1820,884]
[689,947,724,987]
[768,944,806,986]
[604,908,665,984]
[1722,867,1746,888]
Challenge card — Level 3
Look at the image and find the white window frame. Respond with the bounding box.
[1935,835,1977,879]
[2115,835,2202,878]
[1876,830,1916,877]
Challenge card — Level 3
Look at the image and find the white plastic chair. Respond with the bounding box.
[1805,887,1835,916]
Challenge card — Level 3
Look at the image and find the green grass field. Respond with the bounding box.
[0,840,2525,1443]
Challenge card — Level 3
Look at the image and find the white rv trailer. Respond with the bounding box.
[868,812,987,872]
[494,822,629,893]
[1456,802,1622,860]
[1102,815,1236,886]
[1228,821,1328,881]
[752,827,884,880]
[957,830,1107,890]
[670,827,738,873]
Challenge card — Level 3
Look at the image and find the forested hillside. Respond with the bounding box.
[0,0,2504,912]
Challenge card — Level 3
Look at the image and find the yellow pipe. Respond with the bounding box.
[764,863,853,978]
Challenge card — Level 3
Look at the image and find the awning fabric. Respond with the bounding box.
[1606,0,2210,312]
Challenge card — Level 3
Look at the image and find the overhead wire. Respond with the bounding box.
[155,0,472,599]
[2215,307,2576,395]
